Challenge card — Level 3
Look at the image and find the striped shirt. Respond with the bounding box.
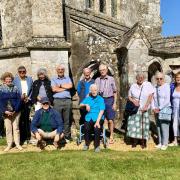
[95,75,117,98]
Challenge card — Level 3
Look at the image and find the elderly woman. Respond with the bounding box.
[0,72,22,151]
[170,71,180,146]
[152,72,172,150]
[126,73,154,148]
[31,68,53,111]
[80,84,105,152]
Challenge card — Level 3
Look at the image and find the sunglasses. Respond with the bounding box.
[42,102,49,105]
[156,78,163,80]
[18,71,26,73]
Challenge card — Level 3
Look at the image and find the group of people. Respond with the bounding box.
[0,64,117,152]
[0,62,179,152]
[126,71,180,150]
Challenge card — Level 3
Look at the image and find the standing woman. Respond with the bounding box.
[126,73,154,148]
[152,72,172,150]
[31,68,53,111]
[170,72,180,146]
[0,72,22,151]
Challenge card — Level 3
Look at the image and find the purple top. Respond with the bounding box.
[95,75,117,98]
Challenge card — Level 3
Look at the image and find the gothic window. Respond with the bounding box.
[99,0,106,13]
[111,0,117,17]
[86,0,93,9]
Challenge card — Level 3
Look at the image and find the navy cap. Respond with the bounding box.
[40,97,50,104]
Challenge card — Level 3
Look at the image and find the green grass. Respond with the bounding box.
[0,146,180,180]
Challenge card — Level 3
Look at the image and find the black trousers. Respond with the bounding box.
[19,102,31,142]
[84,120,103,148]
[0,114,4,136]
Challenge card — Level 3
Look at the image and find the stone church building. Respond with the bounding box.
[0,0,180,126]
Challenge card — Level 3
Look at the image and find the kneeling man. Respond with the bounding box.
[31,97,64,149]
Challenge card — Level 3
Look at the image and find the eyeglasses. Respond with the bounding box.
[156,78,163,80]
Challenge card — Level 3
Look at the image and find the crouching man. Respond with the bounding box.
[80,84,105,152]
[31,97,64,149]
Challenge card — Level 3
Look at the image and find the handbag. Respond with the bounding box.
[156,86,172,121]
[125,85,143,116]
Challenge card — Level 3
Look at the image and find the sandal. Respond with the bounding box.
[109,138,114,144]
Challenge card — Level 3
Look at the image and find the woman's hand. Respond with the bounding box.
[153,108,160,114]
[86,105,91,112]
[5,111,14,116]
[94,122,100,129]
[133,100,140,107]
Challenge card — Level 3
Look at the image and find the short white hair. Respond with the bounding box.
[56,64,65,70]
[136,72,146,79]
[89,84,99,92]
[83,68,91,73]
[155,71,165,79]
[99,64,108,70]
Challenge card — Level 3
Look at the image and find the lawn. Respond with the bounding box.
[0,145,180,180]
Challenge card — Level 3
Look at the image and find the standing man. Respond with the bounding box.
[95,64,117,144]
[77,68,94,124]
[51,64,73,142]
[13,66,33,144]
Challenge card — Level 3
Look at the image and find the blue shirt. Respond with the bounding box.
[51,76,72,99]
[77,79,95,103]
[81,95,105,122]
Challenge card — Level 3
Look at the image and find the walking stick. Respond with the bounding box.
[141,112,144,148]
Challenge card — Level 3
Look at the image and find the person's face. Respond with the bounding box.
[4,77,12,86]
[99,67,108,77]
[18,69,26,78]
[136,75,144,85]
[91,87,98,96]
[156,75,164,86]
[42,102,50,110]
[38,73,46,80]
[83,70,91,80]
[175,75,180,85]
[56,67,65,77]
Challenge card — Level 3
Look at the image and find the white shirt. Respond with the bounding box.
[21,80,28,95]
[152,83,171,110]
[128,81,154,109]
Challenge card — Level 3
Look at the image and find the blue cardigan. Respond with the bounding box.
[31,108,64,134]
[13,75,33,96]
[0,84,21,114]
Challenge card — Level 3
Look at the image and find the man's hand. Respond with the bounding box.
[94,122,100,129]
[141,105,148,113]
[35,132,41,141]
[86,105,91,112]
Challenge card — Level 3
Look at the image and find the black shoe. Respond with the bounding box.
[37,140,46,150]
[132,143,137,148]
[141,140,147,149]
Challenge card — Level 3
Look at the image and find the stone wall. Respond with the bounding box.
[0,0,32,47]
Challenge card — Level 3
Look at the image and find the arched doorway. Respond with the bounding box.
[148,62,162,82]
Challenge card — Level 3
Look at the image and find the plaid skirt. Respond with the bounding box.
[126,110,150,140]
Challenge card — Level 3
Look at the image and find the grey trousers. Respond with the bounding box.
[54,98,72,138]
[157,119,170,145]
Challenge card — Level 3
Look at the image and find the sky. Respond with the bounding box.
[161,0,180,37]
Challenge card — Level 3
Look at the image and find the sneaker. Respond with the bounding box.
[4,146,12,152]
[168,142,178,147]
[65,137,73,143]
[82,145,89,151]
[94,146,101,153]
[155,144,162,149]
[161,145,168,151]
[16,145,23,151]
[29,139,38,145]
